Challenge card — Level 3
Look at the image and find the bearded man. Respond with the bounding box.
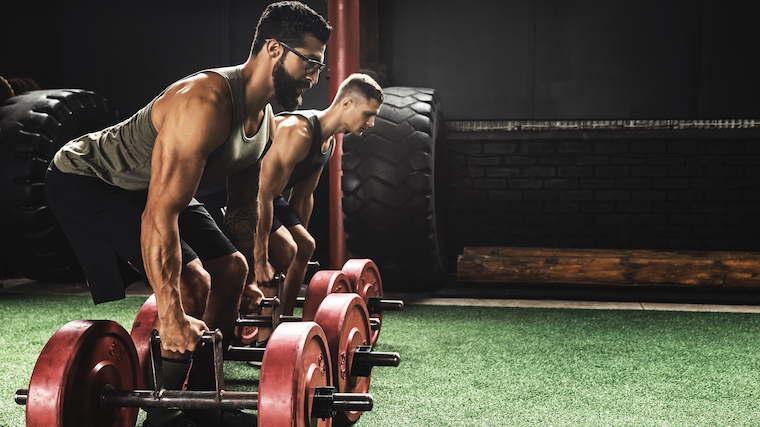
[44,2,331,426]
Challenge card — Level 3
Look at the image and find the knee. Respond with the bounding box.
[182,264,211,296]
[296,234,316,261]
[181,263,212,316]
[284,238,298,263]
[221,252,248,286]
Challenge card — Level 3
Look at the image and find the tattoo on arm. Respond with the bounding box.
[224,161,261,261]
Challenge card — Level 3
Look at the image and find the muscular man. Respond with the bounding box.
[44,2,330,426]
[251,74,384,345]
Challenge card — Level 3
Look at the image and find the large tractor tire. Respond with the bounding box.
[0,89,118,281]
[342,87,449,292]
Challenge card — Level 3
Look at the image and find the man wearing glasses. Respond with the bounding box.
[45,2,330,426]
[248,74,384,347]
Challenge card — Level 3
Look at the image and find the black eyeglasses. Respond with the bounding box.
[276,40,326,75]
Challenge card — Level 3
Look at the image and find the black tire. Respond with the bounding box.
[342,87,449,291]
[0,89,118,281]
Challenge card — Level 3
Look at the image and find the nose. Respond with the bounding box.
[307,71,319,85]
[367,116,375,127]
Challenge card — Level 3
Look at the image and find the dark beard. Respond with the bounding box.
[272,57,302,111]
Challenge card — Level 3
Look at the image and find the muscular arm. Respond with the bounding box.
[250,115,312,284]
[141,73,232,354]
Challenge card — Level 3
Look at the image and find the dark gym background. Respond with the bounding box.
[3,0,760,269]
[3,0,759,120]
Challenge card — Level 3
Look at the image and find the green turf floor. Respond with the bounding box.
[2,292,760,426]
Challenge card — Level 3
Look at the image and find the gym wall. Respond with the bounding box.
[3,0,759,270]
[378,0,760,120]
[446,124,760,257]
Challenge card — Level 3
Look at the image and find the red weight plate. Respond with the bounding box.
[313,293,371,426]
[341,259,383,346]
[26,320,140,427]
[130,294,157,386]
[302,270,351,322]
[258,322,332,427]
[233,325,259,346]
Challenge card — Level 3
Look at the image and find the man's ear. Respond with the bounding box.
[266,39,281,59]
[342,96,354,110]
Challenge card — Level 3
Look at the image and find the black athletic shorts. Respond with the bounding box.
[45,163,238,304]
[271,194,301,232]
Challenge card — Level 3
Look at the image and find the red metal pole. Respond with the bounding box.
[327,0,360,269]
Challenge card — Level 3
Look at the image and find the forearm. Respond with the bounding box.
[141,215,185,327]
[253,196,275,267]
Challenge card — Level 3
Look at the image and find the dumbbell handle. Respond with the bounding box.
[225,345,266,362]
[351,346,401,377]
[225,344,400,379]
[100,385,372,413]
[367,297,404,312]
[295,296,404,311]
[236,314,301,328]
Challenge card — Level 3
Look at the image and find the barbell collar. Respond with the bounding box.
[370,318,381,331]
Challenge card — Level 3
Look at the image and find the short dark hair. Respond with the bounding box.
[336,73,384,105]
[250,1,331,57]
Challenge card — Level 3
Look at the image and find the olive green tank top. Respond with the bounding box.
[53,65,271,191]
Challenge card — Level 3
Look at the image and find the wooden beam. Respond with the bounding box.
[457,247,760,288]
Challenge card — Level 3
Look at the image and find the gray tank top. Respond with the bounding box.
[53,65,271,191]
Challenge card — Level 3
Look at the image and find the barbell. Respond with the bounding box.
[229,293,400,426]
[236,259,404,347]
[16,320,372,427]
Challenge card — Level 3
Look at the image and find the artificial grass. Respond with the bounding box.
[2,292,760,426]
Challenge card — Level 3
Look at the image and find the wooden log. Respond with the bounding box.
[457,247,760,287]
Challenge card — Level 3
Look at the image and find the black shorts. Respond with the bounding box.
[45,163,238,304]
[271,194,301,232]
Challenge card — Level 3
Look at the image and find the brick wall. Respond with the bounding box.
[446,126,760,256]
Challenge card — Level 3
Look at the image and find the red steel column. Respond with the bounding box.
[327,0,360,268]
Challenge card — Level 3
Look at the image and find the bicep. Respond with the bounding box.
[146,80,231,216]
[259,121,311,201]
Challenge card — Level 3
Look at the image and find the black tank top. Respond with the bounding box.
[277,110,334,190]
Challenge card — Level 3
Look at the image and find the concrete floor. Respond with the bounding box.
[3,274,760,314]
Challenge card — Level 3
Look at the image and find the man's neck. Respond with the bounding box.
[241,56,276,118]
[316,104,347,141]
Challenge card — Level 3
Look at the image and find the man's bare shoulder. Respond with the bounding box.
[153,72,233,131]
[273,114,312,145]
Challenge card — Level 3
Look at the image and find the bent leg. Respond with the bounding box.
[185,252,247,390]
[200,252,248,337]
[282,224,316,315]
